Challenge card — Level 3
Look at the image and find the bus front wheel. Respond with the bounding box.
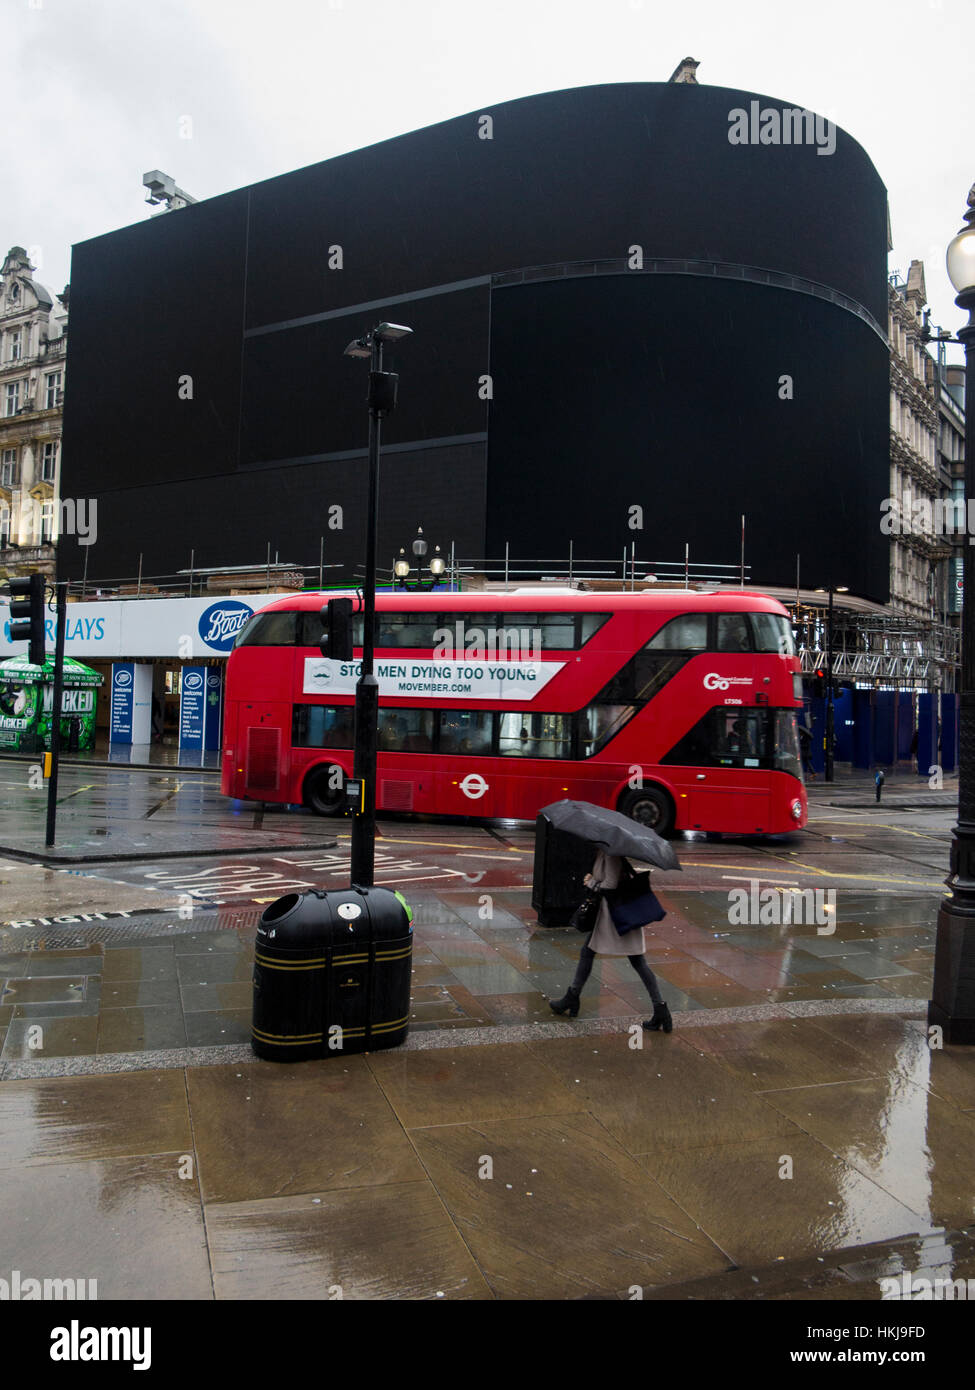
[618,785,674,837]
[303,765,346,816]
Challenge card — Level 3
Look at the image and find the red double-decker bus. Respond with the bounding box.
[220,589,807,835]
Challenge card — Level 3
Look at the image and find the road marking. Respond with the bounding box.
[722,874,800,885]
[57,784,94,804]
[305,833,533,854]
[678,859,942,889]
[808,815,946,842]
[455,852,526,861]
[144,781,184,818]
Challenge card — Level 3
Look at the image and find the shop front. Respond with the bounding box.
[0,591,297,757]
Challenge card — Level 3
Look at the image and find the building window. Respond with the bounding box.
[0,503,9,547]
[9,283,18,303]
[9,329,22,361]
[1,448,16,486]
[41,441,57,481]
[40,500,55,544]
[45,372,61,409]
[4,382,20,416]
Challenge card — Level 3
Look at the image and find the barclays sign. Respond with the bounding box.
[197,601,253,654]
[2,592,293,660]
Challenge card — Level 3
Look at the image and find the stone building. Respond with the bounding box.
[0,246,68,578]
[887,259,945,618]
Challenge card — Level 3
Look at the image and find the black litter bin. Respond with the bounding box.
[532,810,597,927]
[252,886,413,1061]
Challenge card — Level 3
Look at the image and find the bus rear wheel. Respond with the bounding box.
[618,785,674,837]
[303,765,346,816]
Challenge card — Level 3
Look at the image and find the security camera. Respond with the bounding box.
[143,170,176,204]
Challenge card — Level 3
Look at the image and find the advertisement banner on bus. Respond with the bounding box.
[303,657,565,701]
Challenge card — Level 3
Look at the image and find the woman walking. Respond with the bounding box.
[550,849,672,1032]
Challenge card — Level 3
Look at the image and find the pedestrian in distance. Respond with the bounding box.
[550,849,672,1031]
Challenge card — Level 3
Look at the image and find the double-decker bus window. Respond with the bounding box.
[578,612,610,645]
[292,704,354,748]
[378,615,447,648]
[378,708,434,752]
[601,650,692,705]
[438,709,493,755]
[716,614,754,651]
[235,611,298,647]
[503,613,576,650]
[662,708,770,768]
[578,703,636,757]
[750,613,796,656]
[647,613,708,649]
[499,712,572,758]
[772,709,802,778]
[299,612,366,647]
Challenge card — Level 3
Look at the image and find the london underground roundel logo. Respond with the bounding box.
[198,600,254,653]
[459,773,489,800]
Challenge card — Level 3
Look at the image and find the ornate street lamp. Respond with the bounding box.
[393,528,445,590]
[930,185,975,1043]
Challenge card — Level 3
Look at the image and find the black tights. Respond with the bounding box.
[571,942,663,1005]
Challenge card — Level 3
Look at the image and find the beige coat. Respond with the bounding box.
[586,851,655,956]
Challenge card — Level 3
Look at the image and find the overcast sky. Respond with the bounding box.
[4,0,972,357]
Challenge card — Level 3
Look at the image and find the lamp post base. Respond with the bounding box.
[928,894,975,1044]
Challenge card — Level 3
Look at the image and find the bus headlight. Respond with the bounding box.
[791,799,803,820]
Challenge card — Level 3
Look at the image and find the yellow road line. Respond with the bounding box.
[329,833,530,853]
[678,858,943,889]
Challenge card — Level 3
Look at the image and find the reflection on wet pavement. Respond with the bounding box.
[0,885,941,1059]
[1,1015,973,1300]
[0,787,970,1300]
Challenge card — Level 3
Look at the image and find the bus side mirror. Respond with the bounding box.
[319,598,354,662]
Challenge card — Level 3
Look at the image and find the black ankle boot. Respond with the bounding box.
[643,1001,672,1032]
[550,986,581,1017]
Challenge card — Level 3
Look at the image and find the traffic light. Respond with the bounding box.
[7,573,46,667]
[319,597,354,662]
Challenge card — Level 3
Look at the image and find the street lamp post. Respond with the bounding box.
[930,186,975,1043]
[343,322,413,888]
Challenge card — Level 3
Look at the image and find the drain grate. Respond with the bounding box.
[0,907,265,952]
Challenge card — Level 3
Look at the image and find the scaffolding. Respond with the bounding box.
[792,609,959,691]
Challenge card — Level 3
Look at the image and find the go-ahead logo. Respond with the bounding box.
[703,673,752,691]
[198,601,253,653]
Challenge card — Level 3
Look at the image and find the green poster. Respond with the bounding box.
[0,655,103,753]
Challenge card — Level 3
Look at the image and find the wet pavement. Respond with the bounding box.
[0,782,972,1301]
[0,762,336,861]
[1,1009,973,1299]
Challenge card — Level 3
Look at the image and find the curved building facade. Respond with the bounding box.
[62,81,890,600]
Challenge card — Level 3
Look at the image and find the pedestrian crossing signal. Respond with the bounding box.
[319,597,354,662]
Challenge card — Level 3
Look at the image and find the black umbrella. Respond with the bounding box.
[538,800,682,871]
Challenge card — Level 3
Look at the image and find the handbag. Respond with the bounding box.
[606,861,667,934]
[568,888,602,933]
